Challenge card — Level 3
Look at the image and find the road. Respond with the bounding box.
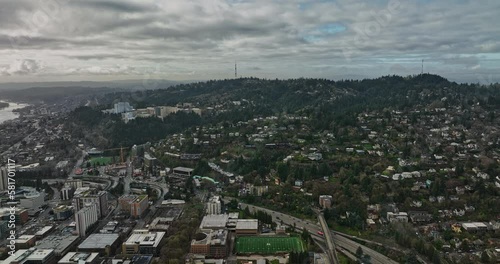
[124,158,132,195]
[317,212,340,264]
[230,199,399,264]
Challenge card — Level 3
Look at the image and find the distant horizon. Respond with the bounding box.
[0,73,497,89]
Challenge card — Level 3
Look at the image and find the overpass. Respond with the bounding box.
[317,212,340,264]
[227,199,400,264]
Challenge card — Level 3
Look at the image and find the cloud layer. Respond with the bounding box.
[0,0,499,83]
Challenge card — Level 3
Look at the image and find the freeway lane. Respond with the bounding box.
[229,199,399,264]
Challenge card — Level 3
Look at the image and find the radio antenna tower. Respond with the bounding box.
[421,59,424,75]
[235,62,237,78]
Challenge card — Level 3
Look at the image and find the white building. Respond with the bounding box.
[122,230,166,256]
[0,167,8,191]
[72,188,108,218]
[75,203,99,237]
[114,102,133,114]
[58,252,99,264]
[206,196,222,215]
[387,212,408,223]
[1,248,56,264]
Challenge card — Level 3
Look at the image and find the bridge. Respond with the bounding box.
[317,212,340,264]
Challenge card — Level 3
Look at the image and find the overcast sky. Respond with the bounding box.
[0,0,499,83]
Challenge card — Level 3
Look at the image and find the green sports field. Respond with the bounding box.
[236,236,306,254]
[88,156,113,166]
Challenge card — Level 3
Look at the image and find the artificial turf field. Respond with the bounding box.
[235,236,305,254]
[88,156,113,166]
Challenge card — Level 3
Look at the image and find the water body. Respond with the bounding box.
[0,100,29,124]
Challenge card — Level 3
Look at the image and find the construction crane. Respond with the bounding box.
[100,146,128,163]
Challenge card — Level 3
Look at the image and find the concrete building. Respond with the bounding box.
[14,235,37,249]
[172,167,194,177]
[58,252,99,264]
[35,226,54,239]
[0,221,8,239]
[319,195,333,209]
[78,234,120,255]
[119,195,149,217]
[0,166,8,191]
[200,215,229,231]
[60,187,74,201]
[64,180,83,190]
[1,248,56,264]
[0,207,29,224]
[462,222,489,233]
[160,106,179,117]
[206,196,222,215]
[114,102,133,114]
[190,229,229,258]
[75,203,99,237]
[111,255,153,264]
[20,189,45,216]
[72,188,108,218]
[53,205,74,221]
[122,230,166,256]
[36,235,80,257]
[235,219,258,235]
[387,212,409,223]
[143,153,157,175]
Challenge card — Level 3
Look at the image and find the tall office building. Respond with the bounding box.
[75,203,99,237]
[0,166,8,191]
[72,188,108,218]
[206,196,222,215]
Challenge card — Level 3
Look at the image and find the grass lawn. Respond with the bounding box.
[236,236,305,254]
[88,156,113,166]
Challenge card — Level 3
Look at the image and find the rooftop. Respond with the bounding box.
[200,214,229,230]
[36,235,80,254]
[15,235,35,244]
[236,219,258,230]
[78,234,120,249]
[2,248,54,264]
[123,230,165,248]
[191,229,228,246]
[172,167,194,173]
[58,252,99,264]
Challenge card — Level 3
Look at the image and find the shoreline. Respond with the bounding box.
[0,100,29,124]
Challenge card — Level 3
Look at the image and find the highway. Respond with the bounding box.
[229,199,399,264]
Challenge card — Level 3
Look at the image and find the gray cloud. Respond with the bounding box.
[0,0,498,83]
[0,59,42,76]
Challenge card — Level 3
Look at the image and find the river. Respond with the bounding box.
[0,100,29,124]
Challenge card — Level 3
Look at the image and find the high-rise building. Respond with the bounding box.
[75,203,98,237]
[114,102,133,114]
[118,195,149,217]
[72,188,108,218]
[206,196,222,215]
[0,166,8,191]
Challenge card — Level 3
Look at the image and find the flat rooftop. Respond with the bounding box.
[36,235,80,254]
[78,234,120,250]
[172,167,194,173]
[3,248,54,263]
[58,252,99,264]
[124,231,165,247]
[200,214,229,230]
[236,219,258,230]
